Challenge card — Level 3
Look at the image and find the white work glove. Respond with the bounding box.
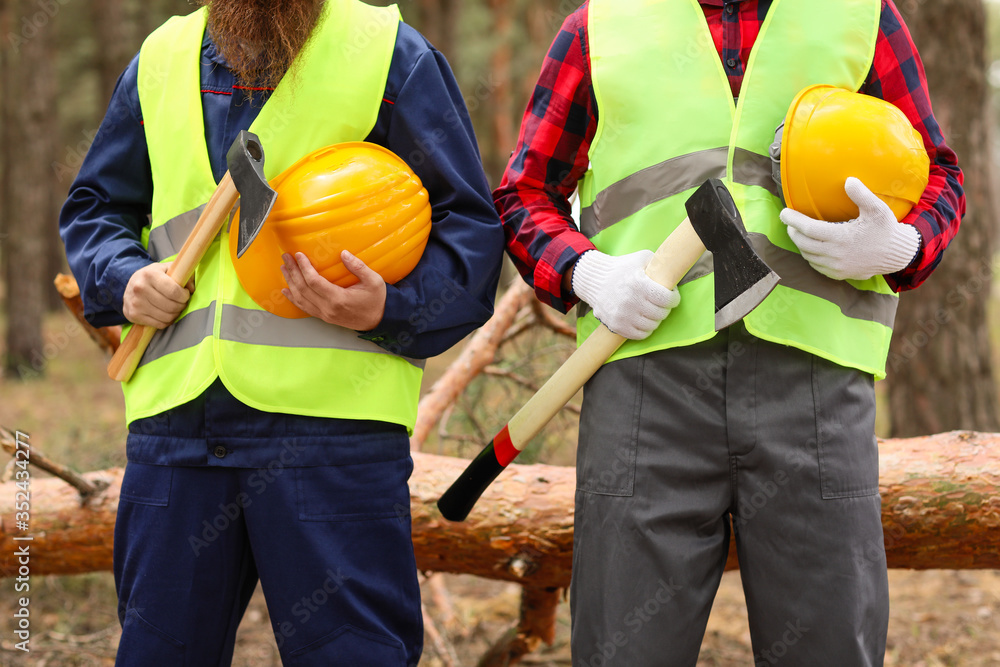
[780,177,921,281]
[571,249,681,340]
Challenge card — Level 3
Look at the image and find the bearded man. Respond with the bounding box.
[59,1,504,665]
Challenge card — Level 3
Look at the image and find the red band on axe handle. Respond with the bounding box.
[493,425,519,467]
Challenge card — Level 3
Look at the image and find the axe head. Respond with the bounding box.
[685,179,780,330]
[228,131,278,258]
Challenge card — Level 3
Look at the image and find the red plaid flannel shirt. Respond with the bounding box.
[494,0,965,313]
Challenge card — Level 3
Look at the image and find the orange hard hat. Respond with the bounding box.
[229,142,432,318]
[778,85,929,222]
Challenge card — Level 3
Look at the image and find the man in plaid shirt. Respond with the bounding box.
[495,1,963,665]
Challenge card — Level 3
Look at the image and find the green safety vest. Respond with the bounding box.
[580,0,896,378]
[127,0,425,428]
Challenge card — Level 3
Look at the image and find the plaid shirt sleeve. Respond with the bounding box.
[493,4,596,314]
[865,0,965,292]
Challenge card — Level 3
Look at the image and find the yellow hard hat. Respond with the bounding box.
[778,85,929,222]
[229,142,432,319]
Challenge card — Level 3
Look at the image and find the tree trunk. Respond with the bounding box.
[0,0,11,292]
[90,0,131,111]
[486,0,515,184]
[134,0,157,40]
[4,0,58,379]
[5,432,1000,579]
[439,0,460,62]
[414,0,460,61]
[887,0,1000,436]
[135,0,188,37]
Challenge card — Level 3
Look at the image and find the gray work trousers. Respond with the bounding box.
[570,323,888,666]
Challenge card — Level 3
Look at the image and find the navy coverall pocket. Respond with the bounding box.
[119,462,173,506]
[294,456,414,521]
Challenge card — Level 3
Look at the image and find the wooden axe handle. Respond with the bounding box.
[437,216,706,521]
[508,216,702,443]
[107,172,239,382]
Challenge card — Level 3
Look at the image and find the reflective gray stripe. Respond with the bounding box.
[580,147,729,237]
[138,303,425,370]
[147,204,206,261]
[732,148,781,199]
[576,237,896,328]
[220,306,426,369]
[746,233,897,327]
[141,303,216,367]
[580,147,784,238]
[576,143,893,326]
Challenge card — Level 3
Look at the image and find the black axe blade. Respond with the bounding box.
[229,130,279,258]
[685,179,780,330]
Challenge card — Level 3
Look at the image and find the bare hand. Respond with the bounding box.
[281,251,387,331]
[123,262,193,329]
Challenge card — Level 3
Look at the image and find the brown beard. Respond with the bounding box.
[201,0,324,90]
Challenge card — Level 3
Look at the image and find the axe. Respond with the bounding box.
[437,179,780,522]
[107,131,278,382]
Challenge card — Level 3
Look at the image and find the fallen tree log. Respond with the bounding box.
[879,431,1000,569]
[2,431,1000,580]
[0,468,121,578]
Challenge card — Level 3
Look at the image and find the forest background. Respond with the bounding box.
[2,0,1000,665]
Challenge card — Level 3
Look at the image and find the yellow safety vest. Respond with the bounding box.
[581,0,895,378]
[128,0,425,428]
